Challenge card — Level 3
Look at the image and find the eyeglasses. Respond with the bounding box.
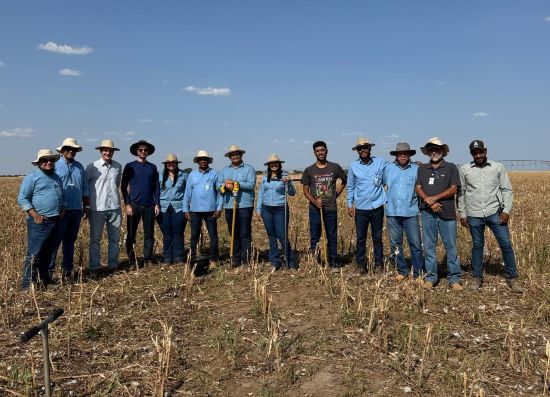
[40,159,55,164]
[63,148,77,152]
[229,152,242,157]
[357,146,371,152]
[197,158,209,162]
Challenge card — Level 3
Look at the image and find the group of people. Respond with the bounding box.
[17,135,523,293]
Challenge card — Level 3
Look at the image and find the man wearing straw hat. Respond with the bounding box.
[347,137,389,274]
[301,140,347,271]
[85,139,123,272]
[457,140,524,293]
[384,143,423,281]
[18,149,64,289]
[121,139,160,268]
[416,137,463,291]
[219,144,256,266]
[183,150,223,268]
[49,138,90,282]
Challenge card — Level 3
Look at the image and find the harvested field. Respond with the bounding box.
[1,173,549,396]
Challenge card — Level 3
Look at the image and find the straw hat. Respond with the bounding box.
[161,153,182,164]
[224,144,246,157]
[193,150,213,163]
[420,137,449,157]
[130,139,155,156]
[390,142,416,156]
[264,153,285,166]
[352,137,376,150]
[56,137,82,153]
[95,139,120,151]
[32,149,61,165]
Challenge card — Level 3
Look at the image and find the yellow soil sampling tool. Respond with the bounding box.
[227,181,240,265]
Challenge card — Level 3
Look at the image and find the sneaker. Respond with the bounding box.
[423,280,434,289]
[468,277,482,291]
[450,283,464,291]
[395,274,407,281]
[413,277,424,285]
[506,278,525,294]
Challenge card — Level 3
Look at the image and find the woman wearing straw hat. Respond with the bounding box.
[256,154,298,270]
[158,154,188,265]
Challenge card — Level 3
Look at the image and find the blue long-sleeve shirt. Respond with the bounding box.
[18,169,64,217]
[55,158,89,210]
[347,157,388,210]
[219,162,256,209]
[256,174,296,212]
[159,170,187,213]
[121,161,160,206]
[182,168,223,212]
[383,161,419,217]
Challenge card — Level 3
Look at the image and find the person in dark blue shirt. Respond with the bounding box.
[121,140,160,267]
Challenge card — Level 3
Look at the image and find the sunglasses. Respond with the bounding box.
[357,146,371,152]
[197,158,209,162]
[40,159,55,164]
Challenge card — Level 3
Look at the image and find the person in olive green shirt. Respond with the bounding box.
[457,140,523,293]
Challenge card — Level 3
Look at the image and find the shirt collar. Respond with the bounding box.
[359,157,373,166]
[470,159,492,168]
[230,162,244,169]
[394,160,411,169]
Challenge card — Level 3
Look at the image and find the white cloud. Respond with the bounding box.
[387,134,399,139]
[272,138,296,144]
[138,118,153,123]
[340,132,362,137]
[184,86,231,96]
[124,131,136,136]
[37,41,94,55]
[544,16,550,22]
[473,112,490,118]
[103,131,119,136]
[162,119,179,124]
[437,81,445,86]
[0,128,35,138]
[59,68,81,77]
[0,61,5,67]
[84,137,98,142]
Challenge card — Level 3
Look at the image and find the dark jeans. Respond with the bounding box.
[126,203,155,264]
[225,207,253,265]
[355,206,385,268]
[309,208,338,266]
[190,211,219,259]
[49,209,83,276]
[468,212,518,280]
[387,215,424,278]
[157,206,187,264]
[261,205,296,268]
[23,217,60,289]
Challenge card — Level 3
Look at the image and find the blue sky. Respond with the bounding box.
[1,1,549,174]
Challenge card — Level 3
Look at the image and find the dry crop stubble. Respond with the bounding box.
[0,172,549,396]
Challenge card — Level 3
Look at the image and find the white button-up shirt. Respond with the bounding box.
[85,159,123,211]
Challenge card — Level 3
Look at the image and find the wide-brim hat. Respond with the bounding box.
[224,144,246,157]
[95,139,120,151]
[193,150,213,163]
[352,137,376,150]
[56,137,82,153]
[32,149,61,165]
[161,153,182,164]
[264,153,285,166]
[130,140,155,156]
[421,137,449,157]
[390,142,416,156]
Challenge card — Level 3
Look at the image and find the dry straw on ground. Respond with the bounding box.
[0,173,549,396]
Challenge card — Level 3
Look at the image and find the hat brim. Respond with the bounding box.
[32,154,61,165]
[421,144,449,157]
[56,145,82,153]
[225,150,246,157]
[130,141,155,156]
[95,146,120,151]
[390,150,416,156]
[352,143,375,150]
[193,157,213,163]
[264,160,285,166]
[162,160,182,164]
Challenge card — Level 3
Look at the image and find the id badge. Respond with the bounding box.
[205,184,210,191]
[428,177,435,185]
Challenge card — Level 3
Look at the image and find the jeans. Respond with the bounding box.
[89,209,121,269]
[49,209,83,276]
[387,215,424,278]
[309,208,338,266]
[190,212,219,259]
[355,206,385,268]
[22,217,60,289]
[157,206,187,264]
[421,211,461,285]
[225,207,253,265]
[261,205,296,268]
[468,212,518,280]
[126,203,156,264]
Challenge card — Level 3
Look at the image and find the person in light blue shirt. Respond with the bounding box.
[219,144,256,266]
[256,154,297,270]
[183,150,223,268]
[85,139,123,271]
[384,143,423,281]
[49,138,90,281]
[157,154,188,264]
[347,137,389,274]
[18,149,64,290]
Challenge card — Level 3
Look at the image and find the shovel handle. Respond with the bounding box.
[20,308,64,343]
